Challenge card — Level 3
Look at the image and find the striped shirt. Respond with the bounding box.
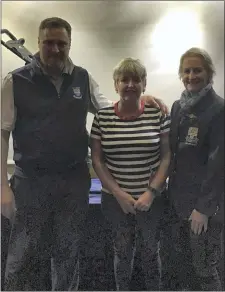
[91,102,171,197]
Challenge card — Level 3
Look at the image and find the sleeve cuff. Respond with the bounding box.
[195,200,218,217]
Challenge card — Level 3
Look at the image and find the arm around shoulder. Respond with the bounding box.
[88,73,113,114]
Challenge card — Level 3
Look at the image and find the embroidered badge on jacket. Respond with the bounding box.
[72,87,82,99]
[185,127,199,146]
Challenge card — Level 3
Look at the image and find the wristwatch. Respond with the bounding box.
[147,186,162,197]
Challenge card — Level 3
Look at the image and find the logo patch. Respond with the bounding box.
[185,127,199,146]
[72,87,82,99]
[187,113,197,120]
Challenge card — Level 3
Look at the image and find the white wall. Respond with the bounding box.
[1,1,224,161]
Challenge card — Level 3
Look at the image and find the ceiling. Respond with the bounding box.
[2,1,224,30]
[2,1,224,58]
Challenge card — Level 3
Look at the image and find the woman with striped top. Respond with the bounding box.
[90,58,171,290]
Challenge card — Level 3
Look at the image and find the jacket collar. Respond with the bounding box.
[30,52,75,78]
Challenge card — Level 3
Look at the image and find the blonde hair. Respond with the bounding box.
[178,47,216,83]
[113,57,147,82]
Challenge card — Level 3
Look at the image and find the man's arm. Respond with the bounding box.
[141,95,169,115]
[1,130,10,186]
[88,73,113,114]
[1,73,16,219]
[87,72,169,114]
[1,73,15,184]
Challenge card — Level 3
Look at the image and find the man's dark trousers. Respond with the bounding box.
[4,163,90,291]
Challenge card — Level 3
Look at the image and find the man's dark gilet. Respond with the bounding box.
[168,89,224,218]
[12,63,90,172]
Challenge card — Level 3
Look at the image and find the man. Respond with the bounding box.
[1,17,167,291]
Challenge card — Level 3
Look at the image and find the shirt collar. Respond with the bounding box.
[63,57,74,75]
[33,52,74,76]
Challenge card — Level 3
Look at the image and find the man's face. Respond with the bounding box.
[38,27,70,73]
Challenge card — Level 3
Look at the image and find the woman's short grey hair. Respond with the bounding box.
[178,47,216,83]
[113,57,147,82]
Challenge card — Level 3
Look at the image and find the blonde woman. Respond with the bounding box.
[91,58,171,290]
[164,47,224,291]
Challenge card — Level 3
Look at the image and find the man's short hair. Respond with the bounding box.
[39,17,72,39]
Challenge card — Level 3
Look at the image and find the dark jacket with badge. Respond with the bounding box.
[11,56,90,175]
[168,88,224,221]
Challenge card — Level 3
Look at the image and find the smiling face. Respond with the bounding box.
[181,56,209,93]
[115,74,146,102]
[113,58,147,102]
[38,27,71,74]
